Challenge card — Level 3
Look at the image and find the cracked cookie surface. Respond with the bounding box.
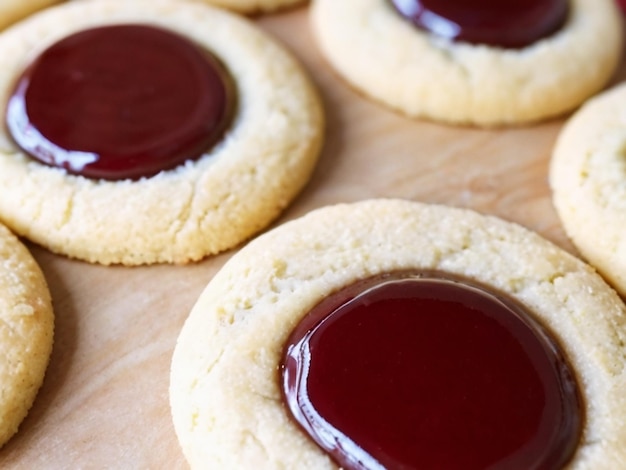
[0,223,54,448]
[0,0,323,265]
[169,198,626,469]
[551,83,626,297]
[311,0,622,126]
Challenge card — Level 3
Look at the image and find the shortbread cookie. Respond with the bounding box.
[550,83,626,298]
[311,0,622,126]
[0,0,323,265]
[170,199,626,469]
[0,223,54,448]
[0,0,62,31]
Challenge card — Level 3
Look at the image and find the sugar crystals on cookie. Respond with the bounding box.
[0,0,324,265]
[550,83,626,298]
[0,223,54,448]
[311,0,622,126]
[170,199,626,469]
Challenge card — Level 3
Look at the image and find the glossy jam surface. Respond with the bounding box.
[282,274,582,470]
[6,24,235,180]
[389,0,568,48]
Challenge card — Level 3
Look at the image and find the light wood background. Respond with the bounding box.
[1,5,624,469]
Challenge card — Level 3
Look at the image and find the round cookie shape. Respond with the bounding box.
[7,23,235,181]
[0,0,324,265]
[311,0,622,126]
[550,83,626,298]
[0,0,62,32]
[0,223,54,448]
[169,199,626,469]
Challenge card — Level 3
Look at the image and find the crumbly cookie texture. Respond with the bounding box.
[0,223,54,448]
[170,199,626,469]
[0,0,62,31]
[311,0,622,126]
[0,0,324,265]
[550,83,626,298]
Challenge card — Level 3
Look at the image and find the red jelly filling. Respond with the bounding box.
[389,0,568,48]
[6,24,235,180]
[282,274,582,470]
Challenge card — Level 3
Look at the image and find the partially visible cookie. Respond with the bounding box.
[170,199,626,469]
[311,0,622,126]
[550,83,626,298]
[186,0,305,14]
[0,0,324,265]
[0,0,62,31]
[0,223,54,448]
[73,0,305,14]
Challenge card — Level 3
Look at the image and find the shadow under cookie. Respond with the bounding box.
[0,223,54,449]
[0,0,324,265]
[550,82,626,298]
[311,0,623,126]
[170,199,626,469]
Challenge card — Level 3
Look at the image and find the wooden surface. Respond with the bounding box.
[1,6,624,469]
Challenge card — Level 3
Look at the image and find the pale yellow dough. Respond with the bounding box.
[74,0,305,14]
[0,0,62,31]
[170,199,626,469]
[550,83,626,298]
[182,0,305,14]
[0,0,324,265]
[311,0,622,126]
[0,223,54,448]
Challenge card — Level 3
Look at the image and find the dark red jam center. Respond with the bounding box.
[281,274,582,470]
[6,24,235,180]
[388,0,568,48]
